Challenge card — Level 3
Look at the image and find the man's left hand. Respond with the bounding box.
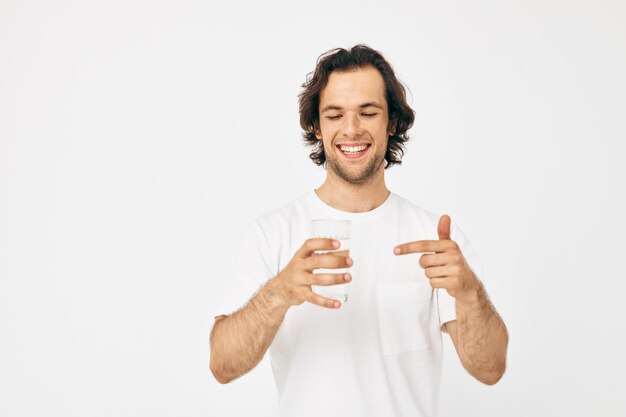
[393,215,480,303]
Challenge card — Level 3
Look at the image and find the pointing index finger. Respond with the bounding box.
[394,240,453,255]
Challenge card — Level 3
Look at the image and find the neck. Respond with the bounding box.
[315,167,390,213]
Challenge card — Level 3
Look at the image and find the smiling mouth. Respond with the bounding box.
[336,144,371,158]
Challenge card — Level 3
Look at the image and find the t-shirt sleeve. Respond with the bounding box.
[212,220,276,320]
[437,221,484,331]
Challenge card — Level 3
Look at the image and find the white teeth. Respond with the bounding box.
[339,145,368,153]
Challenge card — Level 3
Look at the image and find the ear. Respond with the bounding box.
[314,122,322,140]
[388,116,397,136]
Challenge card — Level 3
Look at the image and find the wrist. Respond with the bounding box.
[455,278,484,309]
[259,277,292,313]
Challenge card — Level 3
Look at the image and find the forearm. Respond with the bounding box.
[210,278,290,384]
[453,281,508,385]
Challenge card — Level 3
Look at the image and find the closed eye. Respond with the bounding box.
[326,113,378,120]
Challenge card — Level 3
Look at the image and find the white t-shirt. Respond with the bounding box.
[216,190,483,417]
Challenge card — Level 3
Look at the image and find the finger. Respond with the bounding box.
[394,239,455,255]
[427,277,447,289]
[297,238,340,258]
[424,265,449,279]
[308,272,352,287]
[419,253,453,268]
[438,214,451,240]
[306,252,352,271]
[306,290,342,309]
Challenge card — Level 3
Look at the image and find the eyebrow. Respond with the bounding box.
[320,102,384,113]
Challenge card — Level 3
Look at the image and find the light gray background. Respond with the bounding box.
[1,0,625,416]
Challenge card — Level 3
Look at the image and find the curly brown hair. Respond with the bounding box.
[299,44,415,168]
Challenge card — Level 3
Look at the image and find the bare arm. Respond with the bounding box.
[444,280,508,385]
[394,214,508,385]
[209,238,352,384]
[209,278,290,384]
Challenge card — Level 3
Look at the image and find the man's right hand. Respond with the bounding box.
[210,238,351,384]
[271,238,352,309]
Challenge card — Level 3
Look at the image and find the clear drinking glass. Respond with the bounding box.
[310,219,351,303]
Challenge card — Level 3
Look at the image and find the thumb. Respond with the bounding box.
[438,215,451,240]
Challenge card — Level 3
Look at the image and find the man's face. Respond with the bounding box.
[315,66,395,185]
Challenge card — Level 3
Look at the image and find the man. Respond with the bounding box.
[210,44,508,417]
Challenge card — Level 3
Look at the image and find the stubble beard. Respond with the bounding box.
[325,143,387,186]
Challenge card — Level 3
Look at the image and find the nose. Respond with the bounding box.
[341,113,363,138]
